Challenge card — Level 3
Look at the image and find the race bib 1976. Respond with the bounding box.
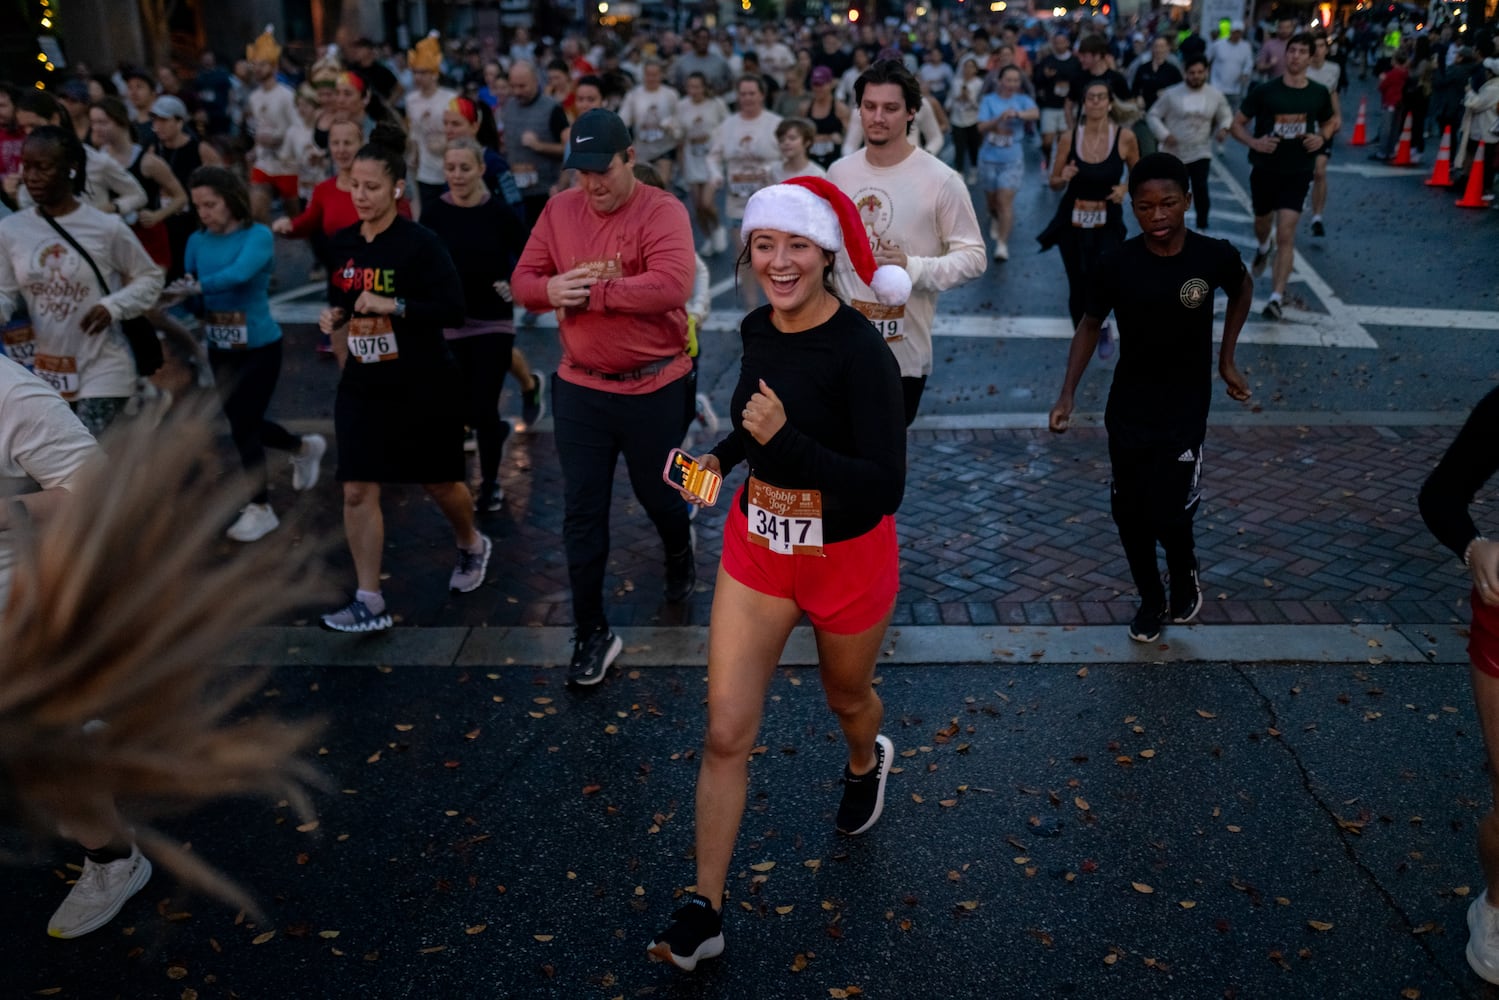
[747,477,824,557]
[348,316,399,364]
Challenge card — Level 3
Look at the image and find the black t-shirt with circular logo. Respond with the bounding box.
[1083,230,1247,450]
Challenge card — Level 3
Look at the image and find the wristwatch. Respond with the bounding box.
[393,297,407,318]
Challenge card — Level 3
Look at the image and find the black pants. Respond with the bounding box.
[1058,230,1123,327]
[1108,438,1203,603]
[448,332,515,486]
[901,375,927,427]
[951,125,980,170]
[552,373,694,633]
[1186,157,1212,228]
[1406,94,1429,152]
[211,339,302,504]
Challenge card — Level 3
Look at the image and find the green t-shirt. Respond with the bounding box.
[1240,78,1335,174]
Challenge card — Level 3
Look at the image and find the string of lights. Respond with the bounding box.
[34,0,59,89]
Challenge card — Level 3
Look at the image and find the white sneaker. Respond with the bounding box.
[1470,896,1499,984]
[291,434,326,491]
[993,240,1009,262]
[711,226,728,255]
[694,392,719,435]
[47,845,152,939]
[226,502,279,542]
[989,218,1000,240]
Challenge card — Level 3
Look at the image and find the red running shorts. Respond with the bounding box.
[1472,587,1499,678]
[721,486,898,635]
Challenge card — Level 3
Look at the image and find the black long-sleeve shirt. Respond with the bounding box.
[417,194,526,322]
[709,302,906,543]
[328,216,465,392]
[1419,385,1499,560]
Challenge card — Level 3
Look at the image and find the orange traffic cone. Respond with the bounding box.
[1424,126,1453,186]
[1456,141,1490,207]
[1349,95,1368,146]
[1390,112,1414,166]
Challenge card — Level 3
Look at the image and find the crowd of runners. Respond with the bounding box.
[0,4,1497,984]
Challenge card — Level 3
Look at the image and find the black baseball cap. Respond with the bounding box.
[565,109,632,172]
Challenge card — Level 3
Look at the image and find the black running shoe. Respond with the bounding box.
[521,372,546,428]
[1262,299,1283,321]
[1311,219,1326,237]
[664,545,696,603]
[475,480,504,513]
[1169,564,1203,624]
[1128,599,1166,643]
[568,626,622,687]
[1250,243,1273,277]
[647,894,724,971]
[836,734,894,835]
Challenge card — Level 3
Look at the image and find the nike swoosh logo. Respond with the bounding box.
[576,136,594,143]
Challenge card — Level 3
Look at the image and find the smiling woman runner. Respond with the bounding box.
[647,177,909,972]
[316,141,490,632]
[1420,386,1499,986]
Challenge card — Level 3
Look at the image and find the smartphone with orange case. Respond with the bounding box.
[662,448,722,505]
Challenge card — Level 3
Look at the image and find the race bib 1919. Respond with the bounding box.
[852,299,906,342]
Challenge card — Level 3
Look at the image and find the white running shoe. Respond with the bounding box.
[694,392,719,435]
[47,845,152,939]
[989,218,1000,240]
[993,240,1009,262]
[711,226,728,256]
[226,502,279,542]
[291,434,326,491]
[1469,896,1499,984]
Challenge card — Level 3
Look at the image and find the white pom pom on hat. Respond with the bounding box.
[740,177,912,307]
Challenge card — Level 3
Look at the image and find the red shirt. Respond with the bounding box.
[512,183,695,395]
[284,176,411,239]
[1378,66,1409,108]
[0,125,24,178]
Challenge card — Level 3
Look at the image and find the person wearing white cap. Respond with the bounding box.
[648,176,908,972]
[827,58,986,426]
[1208,21,1254,119]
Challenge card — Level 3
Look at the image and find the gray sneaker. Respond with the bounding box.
[321,597,393,633]
[450,535,492,593]
[47,845,152,939]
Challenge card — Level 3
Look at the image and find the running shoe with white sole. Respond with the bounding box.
[993,239,1009,262]
[647,894,724,971]
[321,597,393,633]
[694,393,719,435]
[836,734,894,835]
[711,226,728,256]
[450,535,493,593]
[1169,563,1203,624]
[47,845,152,939]
[291,434,326,491]
[1262,299,1284,322]
[226,502,279,542]
[1468,895,1499,984]
[475,480,504,513]
[1250,242,1273,276]
[521,372,546,428]
[568,626,622,686]
[1128,598,1166,643]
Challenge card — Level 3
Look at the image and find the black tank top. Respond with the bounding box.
[159,139,203,195]
[1064,124,1126,202]
[127,146,162,212]
[807,98,842,169]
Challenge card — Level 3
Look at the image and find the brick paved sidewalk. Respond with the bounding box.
[264,418,1469,632]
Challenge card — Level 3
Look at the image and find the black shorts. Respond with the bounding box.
[1249,167,1314,216]
[334,375,466,484]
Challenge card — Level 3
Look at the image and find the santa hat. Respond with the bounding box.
[246,25,281,64]
[740,177,912,307]
[409,30,443,73]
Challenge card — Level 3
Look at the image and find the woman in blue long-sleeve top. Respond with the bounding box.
[182,166,325,543]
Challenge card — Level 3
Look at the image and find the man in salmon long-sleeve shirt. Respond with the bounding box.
[513,109,697,687]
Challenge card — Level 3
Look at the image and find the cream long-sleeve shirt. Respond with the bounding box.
[841,97,947,159]
[827,146,987,378]
[18,147,147,218]
[1147,82,1234,165]
[0,204,164,400]
[705,110,783,221]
